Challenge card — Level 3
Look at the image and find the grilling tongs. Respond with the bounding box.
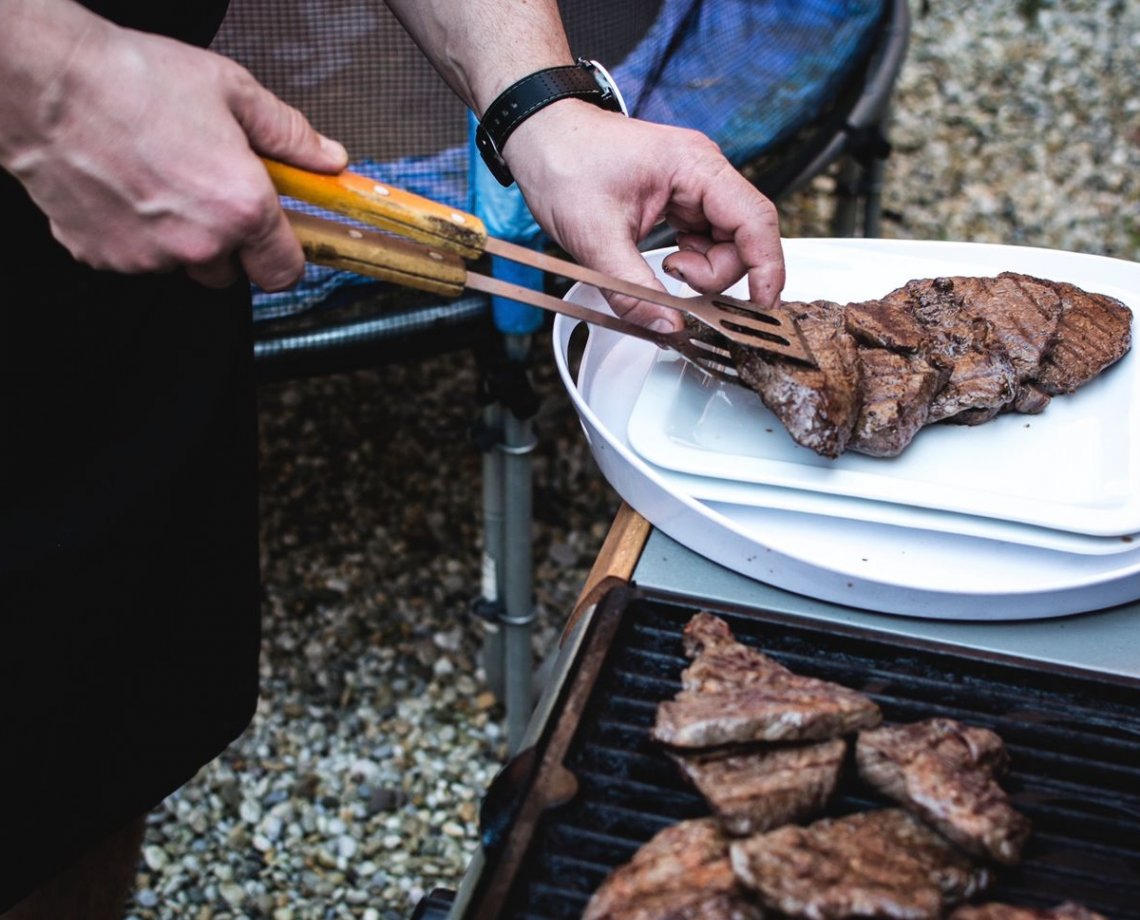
[263,159,815,377]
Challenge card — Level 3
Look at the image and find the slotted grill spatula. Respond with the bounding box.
[264,159,815,373]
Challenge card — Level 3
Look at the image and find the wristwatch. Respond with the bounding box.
[475,58,628,187]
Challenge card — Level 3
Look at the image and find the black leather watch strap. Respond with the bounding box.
[475,59,626,186]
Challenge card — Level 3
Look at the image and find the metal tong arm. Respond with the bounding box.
[284,210,680,350]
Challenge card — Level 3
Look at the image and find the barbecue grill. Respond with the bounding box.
[419,238,1140,920]
[428,522,1140,919]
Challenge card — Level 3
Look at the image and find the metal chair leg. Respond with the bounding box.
[498,335,537,754]
[832,155,863,237]
[477,400,506,701]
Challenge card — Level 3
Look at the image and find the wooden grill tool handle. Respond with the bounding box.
[285,210,467,298]
[265,158,487,261]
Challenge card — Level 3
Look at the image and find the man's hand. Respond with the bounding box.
[504,101,785,332]
[0,0,348,291]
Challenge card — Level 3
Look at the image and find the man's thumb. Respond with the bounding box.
[235,80,347,173]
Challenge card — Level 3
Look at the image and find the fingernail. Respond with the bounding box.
[662,263,684,282]
[320,136,348,162]
[649,318,674,333]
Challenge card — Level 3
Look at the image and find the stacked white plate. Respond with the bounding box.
[553,239,1140,620]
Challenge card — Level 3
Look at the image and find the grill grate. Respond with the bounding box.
[498,593,1140,920]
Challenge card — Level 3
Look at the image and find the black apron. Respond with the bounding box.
[0,1,261,907]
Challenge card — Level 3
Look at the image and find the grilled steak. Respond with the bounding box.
[950,903,1109,920]
[869,277,1020,426]
[652,614,881,747]
[849,348,948,456]
[856,718,1031,865]
[582,817,763,920]
[1036,280,1134,393]
[733,299,862,458]
[679,611,799,694]
[729,808,992,920]
[724,272,1132,458]
[670,738,846,835]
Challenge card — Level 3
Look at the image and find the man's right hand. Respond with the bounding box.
[0,0,348,291]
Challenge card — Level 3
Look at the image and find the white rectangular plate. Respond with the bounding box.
[626,239,1140,537]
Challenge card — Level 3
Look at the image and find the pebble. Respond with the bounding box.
[143,845,169,872]
[132,3,1137,918]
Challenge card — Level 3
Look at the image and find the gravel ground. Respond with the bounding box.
[130,3,1139,918]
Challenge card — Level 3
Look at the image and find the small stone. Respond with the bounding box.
[366,787,403,816]
[337,835,358,860]
[219,881,246,907]
[142,844,168,872]
[135,888,159,909]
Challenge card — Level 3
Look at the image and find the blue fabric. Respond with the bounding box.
[467,111,547,335]
[254,0,885,321]
[620,0,883,164]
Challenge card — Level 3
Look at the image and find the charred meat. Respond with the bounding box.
[855,718,1032,865]
[582,817,763,920]
[733,298,862,458]
[669,738,846,836]
[652,614,881,748]
[725,272,1132,458]
[729,808,992,920]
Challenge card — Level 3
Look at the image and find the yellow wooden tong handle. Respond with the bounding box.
[285,210,467,298]
[264,158,488,261]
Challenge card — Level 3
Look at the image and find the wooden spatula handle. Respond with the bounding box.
[264,158,488,260]
[285,210,467,298]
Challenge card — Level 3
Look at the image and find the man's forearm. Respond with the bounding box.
[382,0,574,115]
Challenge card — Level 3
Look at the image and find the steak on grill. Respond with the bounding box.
[949,903,1109,920]
[855,718,1032,865]
[729,808,993,920]
[581,817,763,920]
[678,611,797,693]
[652,614,882,747]
[669,738,847,835]
[726,272,1132,458]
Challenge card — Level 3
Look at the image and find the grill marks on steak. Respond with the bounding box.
[727,272,1131,458]
[734,299,862,458]
[651,613,882,748]
[856,718,1032,865]
[653,684,878,748]
[729,808,993,920]
[669,738,847,836]
[625,613,1103,920]
[1036,281,1134,394]
[581,818,763,920]
[882,277,1019,426]
[849,349,947,457]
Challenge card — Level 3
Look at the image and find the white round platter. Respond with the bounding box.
[553,239,1140,620]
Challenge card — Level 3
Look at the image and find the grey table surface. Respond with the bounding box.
[631,529,1140,684]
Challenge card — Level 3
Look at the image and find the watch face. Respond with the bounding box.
[580,58,629,115]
